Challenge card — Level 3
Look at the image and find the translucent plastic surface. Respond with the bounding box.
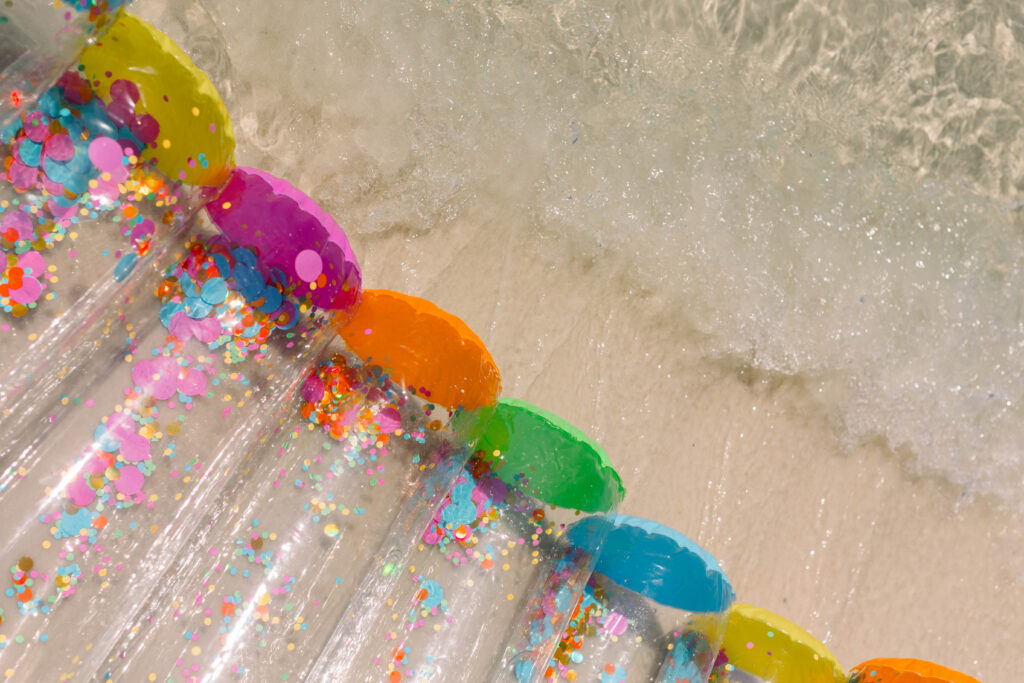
[310,455,612,683]
[98,351,487,681]
[0,225,332,680]
[0,0,127,130]
[1,8,238,412]
[0,75,197,406]
[545,573,726,683]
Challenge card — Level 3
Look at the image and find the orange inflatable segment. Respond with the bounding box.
[338,290,501,410]
[851,658,982,683]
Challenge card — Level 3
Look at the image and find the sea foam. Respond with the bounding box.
[142,0,1024,510]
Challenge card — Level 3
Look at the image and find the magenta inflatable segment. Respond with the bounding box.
[206,166,362,314]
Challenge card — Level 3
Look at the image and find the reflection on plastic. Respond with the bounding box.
[0,13,235,415]
[99,350,495,681]
[310,399,625,682]
[96,289,499,680]
[0,229,334,679]
[0,0,129,131]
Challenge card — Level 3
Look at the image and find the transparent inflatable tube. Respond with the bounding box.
[0,0,129,131]
[540,514,734,683]
[310,397,626,682]
[0,170,359,680]
[708,604,846,683]
[848,658,982,683]
[0,14,236,412]
[95,289,502,681]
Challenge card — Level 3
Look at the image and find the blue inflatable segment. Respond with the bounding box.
[567,513,734,612]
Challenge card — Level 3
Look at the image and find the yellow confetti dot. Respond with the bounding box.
[162,139,171,149]
[506,593,514,600]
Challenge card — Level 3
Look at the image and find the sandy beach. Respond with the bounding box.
[21,0,1017,680]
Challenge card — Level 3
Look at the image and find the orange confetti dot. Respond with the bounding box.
[5,267,23,289]
[221,603,235,617]
[389,672,402,683]
[15,588,32,602]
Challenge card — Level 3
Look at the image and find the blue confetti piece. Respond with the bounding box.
[18,139,42,167]
[201,277,228,305]
[113,253,138,282]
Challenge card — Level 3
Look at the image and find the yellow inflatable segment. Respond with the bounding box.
[717,604,847,683]
[78,14,235,187]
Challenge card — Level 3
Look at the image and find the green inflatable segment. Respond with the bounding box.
[477,398,625,512]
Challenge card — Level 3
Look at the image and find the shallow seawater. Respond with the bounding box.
[136,0,1023,678]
